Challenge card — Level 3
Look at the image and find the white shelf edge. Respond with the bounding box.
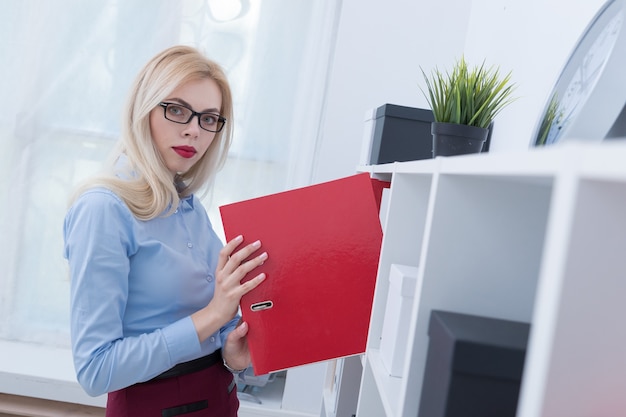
[367,349,402,417]
[357,162,395,174]
[360,141,626,179]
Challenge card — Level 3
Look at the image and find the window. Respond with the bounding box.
[0,0,338,350]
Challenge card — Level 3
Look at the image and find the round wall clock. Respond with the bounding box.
[532,0,626,146]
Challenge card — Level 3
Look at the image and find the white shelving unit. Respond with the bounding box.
[344,141,626,417]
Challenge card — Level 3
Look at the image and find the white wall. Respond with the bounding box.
[314,0,606,182]
[312,0,471,182]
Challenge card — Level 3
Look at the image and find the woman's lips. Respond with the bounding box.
[172,146,197,159]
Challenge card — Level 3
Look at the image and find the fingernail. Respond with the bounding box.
[235,235,243,242]
[259,252,268,261]
[252,240,261,247]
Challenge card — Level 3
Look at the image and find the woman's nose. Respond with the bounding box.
[182,115,201,137]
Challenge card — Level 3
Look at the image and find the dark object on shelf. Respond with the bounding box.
[369,104,434,164]
[418,310,530,417]
[369,104,492,164]
[432,122,492,157]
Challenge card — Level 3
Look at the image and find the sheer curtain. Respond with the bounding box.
[0,0,338,348]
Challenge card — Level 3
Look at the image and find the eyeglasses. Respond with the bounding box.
[158,102,227,133]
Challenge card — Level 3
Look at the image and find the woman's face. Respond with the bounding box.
[149,77,223,176]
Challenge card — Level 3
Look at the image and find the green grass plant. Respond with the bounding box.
[421,57,516,129]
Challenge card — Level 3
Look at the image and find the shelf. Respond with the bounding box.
[577,141,626,181]
[362,141,626,180]
[367,349,402,417]
[351,141,626,417]
[437,145,572,177]
[383,158,439,175]
[356,163,393,181]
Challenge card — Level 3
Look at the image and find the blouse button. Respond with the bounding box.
[187,242,193,248]
[210,336,215,343]
[207,275,214,282]
[174,209,178,214]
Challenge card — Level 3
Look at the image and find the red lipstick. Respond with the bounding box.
[172,146,197,159]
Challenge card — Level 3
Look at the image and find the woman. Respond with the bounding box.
[63,45,267,416]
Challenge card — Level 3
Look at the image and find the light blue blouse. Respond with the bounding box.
[63,187,238,397]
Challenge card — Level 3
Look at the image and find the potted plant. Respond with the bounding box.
[420,57,516,156]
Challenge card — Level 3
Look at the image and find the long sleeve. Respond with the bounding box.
[64,188,226,396]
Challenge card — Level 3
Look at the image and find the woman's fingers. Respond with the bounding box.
[218,236,263,270]
[239,271,266,294]
[228,239,261,265]
[207,237,268,330]
[228,250,268,291]
[237,250,267,273]
[217,236,267,291]
[217,235,244,270]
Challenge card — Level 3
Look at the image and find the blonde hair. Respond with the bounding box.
[73,45,233,220]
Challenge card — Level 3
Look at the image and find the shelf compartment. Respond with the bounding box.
[367,173,432,351]
[401,173,554,417]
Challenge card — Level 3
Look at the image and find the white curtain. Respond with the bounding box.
[0,0,339,347]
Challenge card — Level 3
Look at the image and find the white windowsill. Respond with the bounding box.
[0,340,316,417]
[0,340,106,408]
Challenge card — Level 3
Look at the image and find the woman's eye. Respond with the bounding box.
[201,114,218,125]
[168,105,184,116]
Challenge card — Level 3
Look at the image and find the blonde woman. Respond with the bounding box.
[64,45,267,416]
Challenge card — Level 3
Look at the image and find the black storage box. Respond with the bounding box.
[369,104,434,164]
[368,104,492,164]
[418,310,530,417]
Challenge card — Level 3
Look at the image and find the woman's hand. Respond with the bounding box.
[222,320,252,372]
[192,235,267,342]
[213,235,267,323]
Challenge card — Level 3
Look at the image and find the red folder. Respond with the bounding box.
[219,173,387,374]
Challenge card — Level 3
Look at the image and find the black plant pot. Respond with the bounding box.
[432,122,489,157]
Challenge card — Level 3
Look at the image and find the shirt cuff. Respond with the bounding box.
[161,316,202,364]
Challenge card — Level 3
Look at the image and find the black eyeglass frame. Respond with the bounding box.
[158,102,227,133]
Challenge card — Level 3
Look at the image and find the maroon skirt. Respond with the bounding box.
[106,353,239,417]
